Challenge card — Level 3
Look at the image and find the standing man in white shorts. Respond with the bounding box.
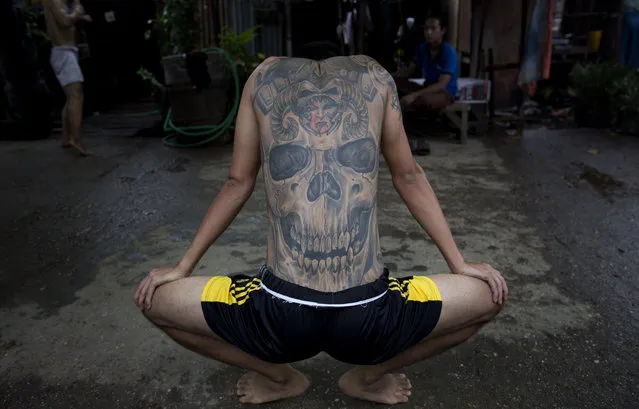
[43,0,92,156]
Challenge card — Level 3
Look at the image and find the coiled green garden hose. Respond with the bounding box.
[161,47,240,148]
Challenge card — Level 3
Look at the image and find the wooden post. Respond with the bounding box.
[460,106,469,144]
[470,0,486,77]
[516,0,530,137]
[197,0,215,49]
[458,0,472,53]
[487,48,495,117]
[445,0,461,49]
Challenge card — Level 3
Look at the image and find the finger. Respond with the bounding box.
[504,278,509,301]
[486,275,497,303]
[499,273,509,301]
[485,267,502,303]
[494,274,503,304]
[134,276,148,308]
[492,277,501,304]
[492,269,508,302]
[144,278,158,311]
[488,270,502,304]
[137,276,153,309]
[134,281,142,305]
[135,274,149,298]
[136,274,153,308]
[497,271,509,300]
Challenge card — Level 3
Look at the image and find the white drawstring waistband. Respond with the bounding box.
[260,282,387,308]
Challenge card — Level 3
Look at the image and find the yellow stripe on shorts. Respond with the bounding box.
[201,276,261,305]
[406,276,442,302]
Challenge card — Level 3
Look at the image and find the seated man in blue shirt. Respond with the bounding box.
[395,14,459,111]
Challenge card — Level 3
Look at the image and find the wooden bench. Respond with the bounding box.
[443,103,471,144]
[446,76,492,144]
[408,77,491,144]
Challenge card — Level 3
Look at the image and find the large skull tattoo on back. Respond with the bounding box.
[253,56,399,291]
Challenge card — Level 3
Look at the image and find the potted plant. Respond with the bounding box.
[138,1,264,146]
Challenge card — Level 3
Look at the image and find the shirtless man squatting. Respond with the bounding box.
[134,55,508,405]
[43,0,92,156]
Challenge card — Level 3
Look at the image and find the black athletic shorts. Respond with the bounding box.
[200,265,442,365]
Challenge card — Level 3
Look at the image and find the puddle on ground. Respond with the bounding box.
[164,157,191,173]
[576,163,624,199]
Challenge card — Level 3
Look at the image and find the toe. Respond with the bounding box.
[236,378,250,395]
[394,390,410,402]
[396,374,411,389]
[400,383,412,392]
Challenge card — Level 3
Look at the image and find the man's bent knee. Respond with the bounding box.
[138,276,213,335]
[480,299,503,323]
[140,293,175,328]
[469,279,504,324]
[141,305,169,327]
[428,274,505,337]
[138,282,181,328]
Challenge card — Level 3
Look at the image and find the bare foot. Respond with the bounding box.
[68,141,92,157]
[339,369,412,405]
[236,368,310,404]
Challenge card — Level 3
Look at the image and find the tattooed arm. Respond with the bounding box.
[177,76,262,273]
[380,81,465,273]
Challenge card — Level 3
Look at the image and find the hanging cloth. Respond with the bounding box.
[518,0,555,96]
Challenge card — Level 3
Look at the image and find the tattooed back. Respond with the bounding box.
[252,56,397,292]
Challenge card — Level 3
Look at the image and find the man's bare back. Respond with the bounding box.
[135,55,507,406]
[254,56,400,292]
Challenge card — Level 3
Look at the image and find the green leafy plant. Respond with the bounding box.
[610,69,639,134]
[137,0,197,98]
[216,25,265,79]
[21,3,49,46]
[137,67,165,101]
[570,63,639,132]
[151,0,198,56]
[137,10,266,120]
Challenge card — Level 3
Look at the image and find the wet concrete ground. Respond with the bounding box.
[0,108,637,408]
